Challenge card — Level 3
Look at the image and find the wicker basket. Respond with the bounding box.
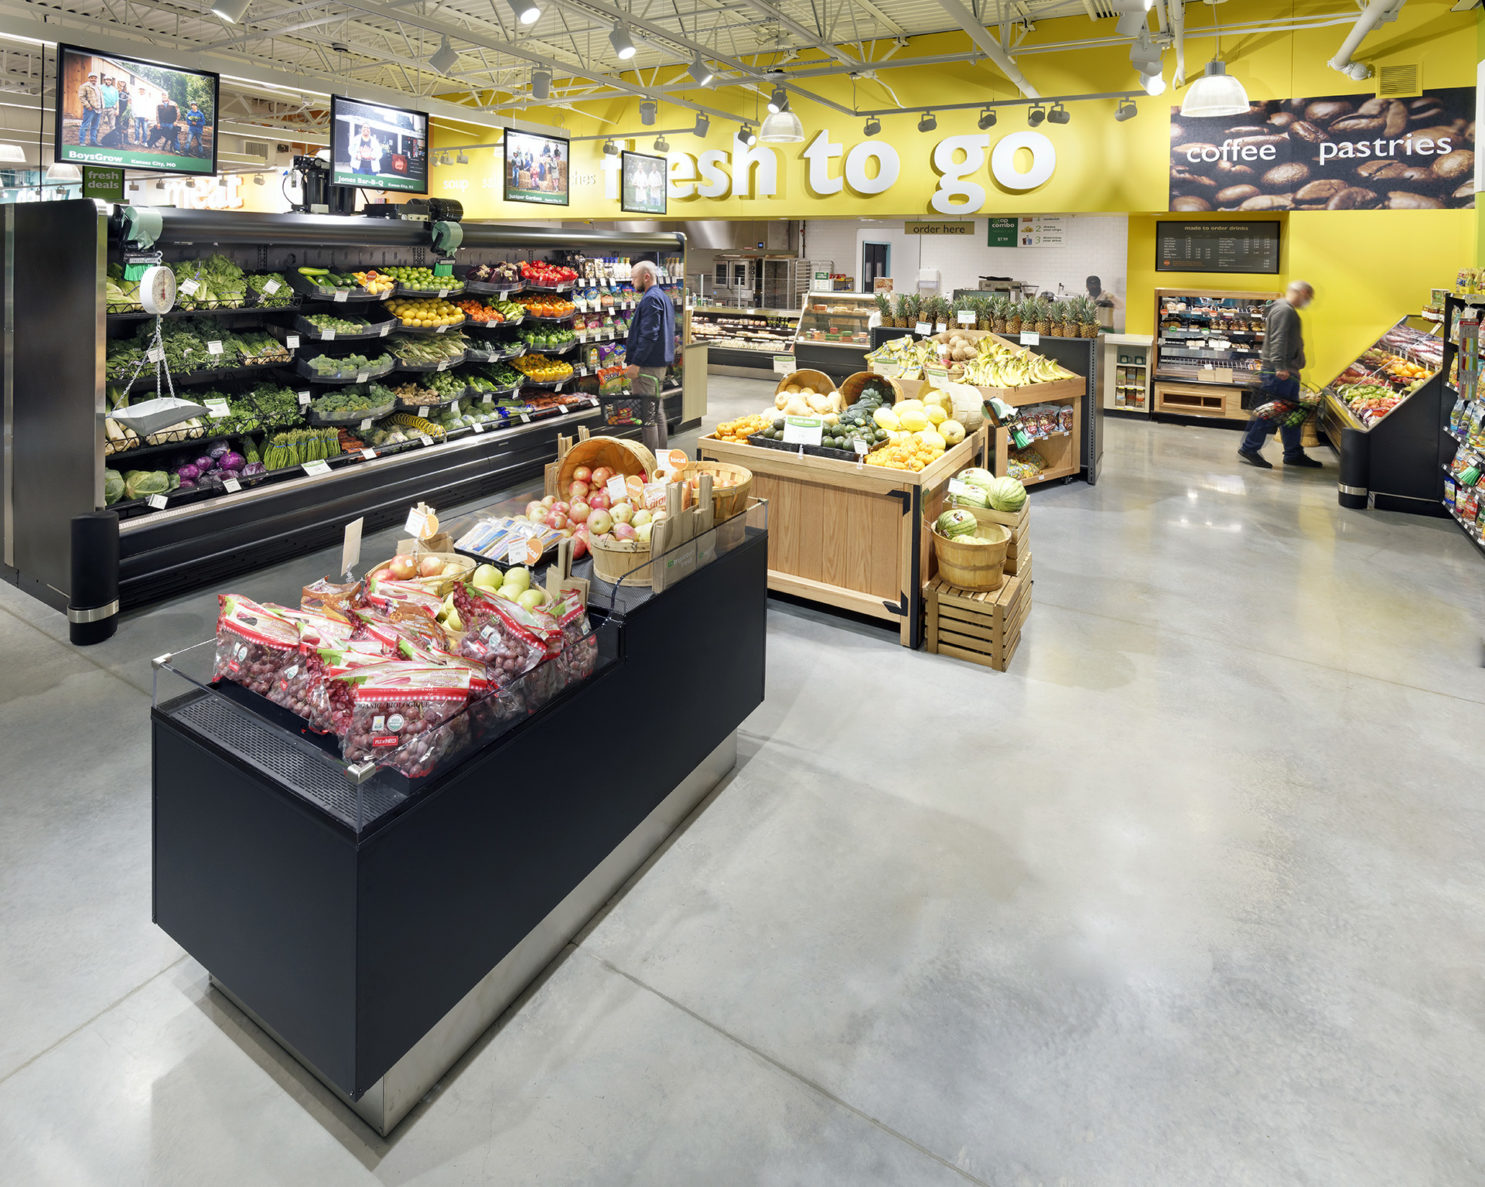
[929,521,1009,592]
[588,532,652,586]
[773,369,836,399]
[554,435,658,499]
[838,372,904,408]
[680,460,753,520]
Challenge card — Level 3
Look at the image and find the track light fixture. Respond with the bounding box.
[602,138,618,156]
[917,111,936,132]
[1026,103,1046,127]
[211,0,251,23]
[639,100,657,126]
[1140,70,1166,96]
[863,116,881,136]
[508,0,541,25]
[977,107,997,130]
[1115,98,1137,122]
[1047,102,1070,125]
[428,35,459,75]
[456,150,469,164]
[688,54,714,86]
[1115,0,1154,38]
[609,24,636,61]
[693,112,710,136]
[253,172,266,184]
[738,124,757,146]
[654,135,670,152]
[532,68,551,100]
[768,84,787,114]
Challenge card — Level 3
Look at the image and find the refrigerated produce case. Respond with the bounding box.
[1316,314,1446,514]
[0,202,696,614]
[152,496,768,1135]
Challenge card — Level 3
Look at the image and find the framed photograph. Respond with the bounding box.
[56,43,219,176]
[503,129,569,206]
[331,95,428,194]
[620,150,667,216]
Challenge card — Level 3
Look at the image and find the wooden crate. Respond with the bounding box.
[924,573,1031,671]
[1154,381,1246,421]
[698,428,987,647]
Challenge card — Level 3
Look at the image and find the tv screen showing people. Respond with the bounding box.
[56,43,218,175]
[503,130,569,206]
[330,95,428,194]
[620,151,667,216]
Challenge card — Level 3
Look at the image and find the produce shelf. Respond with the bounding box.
[286,271,391,303]
[295,356,397,384]
[290,313,397,342]
[107,297,301,320]
[386,318,467,336]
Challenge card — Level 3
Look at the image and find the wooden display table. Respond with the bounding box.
[697,429,986,648]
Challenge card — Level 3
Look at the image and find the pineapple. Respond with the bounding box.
[1005,300,1023,335]
[991,297,1008,334]
[1048,300,1067,337]
[893,292,913,328]
[1080,296,1100,338]
[874,291,893,325]
[1033,299,1051,337]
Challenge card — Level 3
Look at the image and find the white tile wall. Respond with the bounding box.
[801,215,1130,330]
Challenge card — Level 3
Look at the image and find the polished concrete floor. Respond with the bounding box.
[2,377,1484,1185]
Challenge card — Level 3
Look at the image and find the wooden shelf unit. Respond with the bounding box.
[1153,287,1276,423]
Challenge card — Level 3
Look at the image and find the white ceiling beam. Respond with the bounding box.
[933,0,1039,97]
[729,0,858,66]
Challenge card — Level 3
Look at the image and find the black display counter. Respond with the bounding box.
[152,522,767,1134]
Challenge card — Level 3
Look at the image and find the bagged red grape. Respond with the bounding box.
[349,607,448,655]
[451,583,548,681]
[265,605,354,730]
[213,595,299,698]
[342,664,474,778]
[551,588,597,690]
[362,575,445,624]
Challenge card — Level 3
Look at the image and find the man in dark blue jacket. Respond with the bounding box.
[624,260,675,449]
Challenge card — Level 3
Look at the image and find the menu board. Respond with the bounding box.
[1156,221,1280,274]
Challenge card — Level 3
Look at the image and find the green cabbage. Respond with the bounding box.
[123,469,170,501]
[935,508,979,539]
[987,476,1027,512]
[104,470,125,506]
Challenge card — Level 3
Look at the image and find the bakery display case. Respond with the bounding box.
[792,290,876,378]
[1152,288,1276,421]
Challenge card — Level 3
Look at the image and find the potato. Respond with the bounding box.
[774,392,790,411]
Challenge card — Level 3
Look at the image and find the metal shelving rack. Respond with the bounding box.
[1438,292,1485,548]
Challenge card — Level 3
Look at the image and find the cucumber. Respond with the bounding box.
[298,266,329,277]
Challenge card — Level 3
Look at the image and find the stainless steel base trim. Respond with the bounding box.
[1337,482,1368,496]
[67,599,118,623]
[212,730,737,1137]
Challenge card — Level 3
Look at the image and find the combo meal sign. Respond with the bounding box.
[1169,86,1475,212]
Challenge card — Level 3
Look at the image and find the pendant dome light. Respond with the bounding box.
[1180,4,1250,118]
[759,108,804,143]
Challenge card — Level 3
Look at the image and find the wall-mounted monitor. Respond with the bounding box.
[1156,220,1281,274]
[56,43,219,176]
[330,95,428,194]
[620,150,667,216]
[503,129,569,206]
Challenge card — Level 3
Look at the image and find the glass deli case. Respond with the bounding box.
[689,305,797,372]
[792,290,876,378]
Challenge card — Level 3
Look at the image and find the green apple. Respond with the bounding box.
[503,565,532,594]
[634,522,653,544]
[472,564,501,590]
[517,589,546,611]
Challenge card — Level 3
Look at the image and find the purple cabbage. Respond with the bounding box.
[207,440,232,460]
[176,463,201,483]
[176,478,197,490]
[194,455,215,472]
[240,462,266,478]
[218,451,246,472]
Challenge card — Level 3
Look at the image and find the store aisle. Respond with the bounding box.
[2,396,1484,1186]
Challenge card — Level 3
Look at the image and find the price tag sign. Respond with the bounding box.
[298,390,311,407]
[438,289,450,300]
[957,310,977,326]
[925,364,951,391]
[915,321,932,336]
[207,339,224,356]
[379,324,392,337]
[323,329,340,343]
[286,334,300,349]
[205,400,230,419]
[519,413,531,424]
[606,474,629,503]
[471,421,485,433]
[179,279,199,296]
[147,347,164,364]
[303,459,332,476]
[147,493,168,510]
[557,405,569,415]
[418,433,435,447]
[358,417,373,431]
[1020,331,1041,346]
[333,289,349,304]
[481,393,494,405]
[417,405,430,418]
[435,325,449,335]
[360,447,378,460]
[773,354,794,375]
[405,506,431,538]
[947,478,979,501]
[853,438,870,456]
[782,415,824,446]
[263,278,281,295]
[356,370,369,383]
[222,476,242,493]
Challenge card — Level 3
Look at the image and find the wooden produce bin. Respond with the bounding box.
[697,429,987,648]
[924,573,1030,671]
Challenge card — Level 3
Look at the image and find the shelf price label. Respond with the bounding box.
[207,339,224,356]
[297,390,311,406]
[519,413,531,424]
[303,459,332,476]
[360,447,377,460]
[356,371,369,383]
[204,400,230,419]
[782,415,824,446]
[914,321,932,336]
[285,334,300,349]
[379,324,392,337]
[471,421,485,433]
[146,493,168,510]
[358,417,374,431]
[262,278,281,295]
[1020,331,1041,346]
[956,310,977,326]
[333,290,349,303]
[417,405,429,418]
[178,279,199,297]
[222,476,242,493]
[147,346,164,363]
[418,433,435,447]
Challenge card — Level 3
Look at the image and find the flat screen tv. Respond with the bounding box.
[503,129,569,206]
[330,95,428,194]
[620,150,667,215]
[55,43,219,175]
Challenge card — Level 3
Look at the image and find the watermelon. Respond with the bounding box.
[935,509,979,540]
[956,467,997,492]
[987,476,1027,512]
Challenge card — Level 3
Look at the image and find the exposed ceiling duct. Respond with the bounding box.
[1328,0,1405,74]
[933,0,1041,99]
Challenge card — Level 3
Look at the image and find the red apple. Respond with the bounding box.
[571,534,589,559]
[612,522,637,542]
[524,500,545,521]
[544,510,568,531]
[572,465,592,483]
[568,500,591,524]
[541,495,556,508]
[389,555,417,580]
[588,490,611,512]
[568,480,590,502]
[610,501,633,525]
[552,501,570,517]
[587,508,614,536]
[418,555,444,578]
[590,465,614,488]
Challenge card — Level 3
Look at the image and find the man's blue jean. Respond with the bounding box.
[1241,371,1305,460]
[79,108,99,145]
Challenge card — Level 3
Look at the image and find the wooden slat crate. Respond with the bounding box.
[924,572,1031,671]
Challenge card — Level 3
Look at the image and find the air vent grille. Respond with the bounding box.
[1377,63,1421,98]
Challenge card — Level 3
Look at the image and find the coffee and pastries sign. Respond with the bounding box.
[1169,87,1476,212]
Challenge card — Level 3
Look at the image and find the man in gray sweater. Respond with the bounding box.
[1239,280,1321,469]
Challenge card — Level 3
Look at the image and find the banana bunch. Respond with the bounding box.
[962,339,1074,388]
[863,335,938,379]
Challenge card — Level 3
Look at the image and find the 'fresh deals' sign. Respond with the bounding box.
[1169,86,1475,212]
